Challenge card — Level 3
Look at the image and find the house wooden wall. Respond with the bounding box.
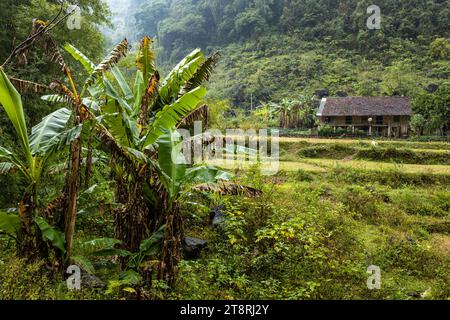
[319,116,410,137]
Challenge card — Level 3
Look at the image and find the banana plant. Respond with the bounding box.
[59,37,261,286]
[0,67,80,257]
[0,21,127,258]
[31,37,133,257]
[270,97,316,129]
[60,39,218,216]
[58,37,244,284]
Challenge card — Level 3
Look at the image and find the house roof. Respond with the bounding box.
[317,97,412,117]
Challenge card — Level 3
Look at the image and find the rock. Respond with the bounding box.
[426,84,439,93]
[210,205,226,226]
[183,237,207,260]
[407,288,432,299]
[80,270,107,289]
[407,291,421,298]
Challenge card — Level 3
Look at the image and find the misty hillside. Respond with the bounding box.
[106,0,450,109]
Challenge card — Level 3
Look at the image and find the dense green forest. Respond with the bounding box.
[0,0,449,301]
[0,0,109,136]
[131,0,448,102]
[0,0,111,208]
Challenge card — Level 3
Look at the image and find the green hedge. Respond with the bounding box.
[296,145,450,165]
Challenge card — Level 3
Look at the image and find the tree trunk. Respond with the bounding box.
[114,170,155,253]
[84,128,94,189]
[16,192,49,261]
[63,115,82,258]
[158,204,183,288]
[16,192,36,258]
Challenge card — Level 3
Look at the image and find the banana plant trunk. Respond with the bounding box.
[114,174,150,252]
[63,114,82,257]
[84,128,94,189]
[16,191,49,261]
[158,204,183,287]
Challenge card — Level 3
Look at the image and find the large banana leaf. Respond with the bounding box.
[101,112,132,147]
[157,130,187,198]
[111,66,134,102]
[29,107,72,155]
[85,39,129,86]
[99,97,130,147]
[0,145,14,159]
[82,98,100,111]
[183,166,233,185]
[143,86,207,148]
[136,36,156,84]
[42,95,99,112]
[103,77,132,113]
[64,43,96,74]
[154,49,205,110]
[183,52,220,94]
[0,68,31,162]
[42,124,83,156]
[139,224,165,255]
[34,216,66,253]
[132,71,145,112]
[41,94,66,104]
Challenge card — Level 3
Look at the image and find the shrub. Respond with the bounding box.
[298,144,354,159]
[296,169,315,182]
[356,147,450,165]
[318,125,334,137]
[295,143,450,165]
[389,189,450,217]
[327,166,450,188]
[374,236,449,279]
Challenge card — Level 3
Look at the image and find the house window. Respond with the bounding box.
[394,116,400,123]
[345,116,353,125]
[362,116,369,123]
[324,117,332,124]
[376,116,383,125]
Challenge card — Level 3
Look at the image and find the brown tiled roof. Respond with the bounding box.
[317,97,412,116]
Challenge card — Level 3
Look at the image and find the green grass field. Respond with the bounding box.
[190,137,450,299]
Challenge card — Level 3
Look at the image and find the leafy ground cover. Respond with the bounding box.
[1,138,447,300]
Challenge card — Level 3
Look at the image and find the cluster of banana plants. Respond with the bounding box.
[0,30,260,289]
[53,36,236,285]
[0,67,80,259]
